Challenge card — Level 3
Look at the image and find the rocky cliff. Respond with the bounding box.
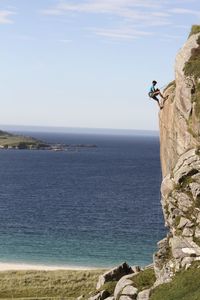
[77,26,200,300]
[154,25,200,285]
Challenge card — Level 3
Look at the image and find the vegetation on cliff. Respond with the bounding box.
[150,263,200,300]
[184,35,200,79]
[189,25,200,38]
[184,32,200,119]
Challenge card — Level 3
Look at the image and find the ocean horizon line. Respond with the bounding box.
[0,124,159,136]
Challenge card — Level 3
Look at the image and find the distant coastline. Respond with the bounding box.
[0,130,97,151]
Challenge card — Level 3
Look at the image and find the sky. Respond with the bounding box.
[0,0,200,131]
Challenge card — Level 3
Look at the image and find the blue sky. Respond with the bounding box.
[0,0,200,131]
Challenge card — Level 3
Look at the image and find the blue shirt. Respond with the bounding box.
[149,85,156,93]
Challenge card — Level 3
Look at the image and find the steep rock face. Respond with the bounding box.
[154,28,200,285]
[159,33,200,177]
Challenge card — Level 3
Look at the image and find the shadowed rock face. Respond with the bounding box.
[154,28,200,285]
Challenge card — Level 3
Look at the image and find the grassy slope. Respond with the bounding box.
[86,268,156,300]
[1,266,200,300]
[0,130,45,147]
[0,269,104,300]
[150,265,200,300]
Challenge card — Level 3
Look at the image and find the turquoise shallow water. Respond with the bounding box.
[0,132,166,268]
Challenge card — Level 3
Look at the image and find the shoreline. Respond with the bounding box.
[0,262,103,272]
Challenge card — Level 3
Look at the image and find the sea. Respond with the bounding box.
[0,131,166,268]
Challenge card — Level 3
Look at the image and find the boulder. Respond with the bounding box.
[181,257,194,268]
[89,290,110,300]
[131,266,141,273]
[89,293,101,300]
[161,175,174,198]
[121,285,138,298]
[175,192,193,213]
[170,236,200,259]
[190,182,200,200]
[177,217,193,229]
[114,274,135,299]
[173,150,200,184]
[182,227,193,237]
[192,173,200,184]
[137,289,151,300]
[119,296,133,300]
[96,262,133,290]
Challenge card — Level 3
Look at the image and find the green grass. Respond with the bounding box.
[175,175,194,190]
[130,268,156,292]
[189,25,200,38]
[115,269,156,300]
[150,264,200,300]
[99,281,118,294]
[184,29,200,120]
[86,280,118,299]
[187,85,200,135]
[184,31,200,121]
[0,130,47,148]
[184,36,200,80]
[0,269,105,300]
[174,216,181,228]
[192,82,200,119]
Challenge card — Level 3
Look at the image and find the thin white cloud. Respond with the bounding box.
[0,10,15,24]
[42,0,200,41]
[95,28,152,40]
[42,0,169,24]
[42,0,171,41]
[152,12,170,17]
[43,0,163,16]
[170,8,200,16]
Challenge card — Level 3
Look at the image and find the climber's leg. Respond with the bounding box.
[151,95,162,109]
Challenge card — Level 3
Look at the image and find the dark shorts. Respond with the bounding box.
[148,92,159,101]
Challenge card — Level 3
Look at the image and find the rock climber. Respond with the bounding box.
[148,80,168,109]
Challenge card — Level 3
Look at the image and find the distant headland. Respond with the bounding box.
[0,130,97,151]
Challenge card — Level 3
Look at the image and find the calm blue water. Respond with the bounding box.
[0,132,166,268]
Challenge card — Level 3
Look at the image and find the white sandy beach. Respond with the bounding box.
[0,262,97,272]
